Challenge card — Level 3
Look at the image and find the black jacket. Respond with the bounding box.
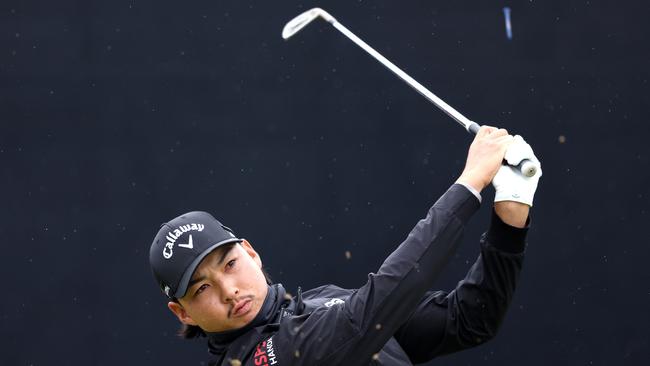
[206,184,527,365]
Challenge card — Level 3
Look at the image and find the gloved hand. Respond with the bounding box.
[492,135,542,207]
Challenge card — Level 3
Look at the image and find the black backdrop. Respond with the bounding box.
[2,1,648,365]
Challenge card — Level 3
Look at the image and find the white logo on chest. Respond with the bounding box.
[324,298,345,307]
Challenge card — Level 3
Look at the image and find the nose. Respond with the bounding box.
[217,277,240,303]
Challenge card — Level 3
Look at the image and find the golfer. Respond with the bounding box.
[149,126,541,365]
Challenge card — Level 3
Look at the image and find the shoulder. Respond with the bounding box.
[297,284,355,311]
[302,284,354,300]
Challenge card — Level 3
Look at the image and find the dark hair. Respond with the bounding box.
[174,263,273,339]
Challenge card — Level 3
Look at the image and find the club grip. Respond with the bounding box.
[468,122,539,177]
[467,122,480,135]
[515,159,539,177]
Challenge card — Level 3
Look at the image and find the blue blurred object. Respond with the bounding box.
[503,6,513,40]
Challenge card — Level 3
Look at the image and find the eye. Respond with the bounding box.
[226,259,237,270]
[195,283,209,296]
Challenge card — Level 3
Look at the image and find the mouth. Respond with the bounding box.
[232,299,253,318]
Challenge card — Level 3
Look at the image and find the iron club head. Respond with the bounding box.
[282,8,336,40]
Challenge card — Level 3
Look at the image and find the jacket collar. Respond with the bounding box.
[206,283,303,355]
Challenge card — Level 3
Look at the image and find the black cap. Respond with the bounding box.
[149,211,242,299]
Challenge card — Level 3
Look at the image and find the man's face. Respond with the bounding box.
[167,240,269,333]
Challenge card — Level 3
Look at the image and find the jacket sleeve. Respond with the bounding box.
[270,184,481,365]
[393,208,528,364]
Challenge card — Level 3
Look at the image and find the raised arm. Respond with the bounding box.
[394,134,542,363]
[270,127,520,365]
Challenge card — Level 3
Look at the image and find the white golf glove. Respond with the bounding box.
[492,135,542,207]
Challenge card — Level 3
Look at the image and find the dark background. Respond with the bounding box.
[1,0,648,365]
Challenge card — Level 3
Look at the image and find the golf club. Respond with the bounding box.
[282,8,538,178]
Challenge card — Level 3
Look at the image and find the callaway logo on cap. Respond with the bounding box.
[162,223,205,259]
[149,211,242,299]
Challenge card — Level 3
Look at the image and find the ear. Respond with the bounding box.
[240,239,262,268]
[167,301,198,326]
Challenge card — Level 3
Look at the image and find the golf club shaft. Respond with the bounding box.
[329,20,538,178]
[330,21,480,135]
[285,9,538,178]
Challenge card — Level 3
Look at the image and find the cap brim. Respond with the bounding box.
[172,237,243,299]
